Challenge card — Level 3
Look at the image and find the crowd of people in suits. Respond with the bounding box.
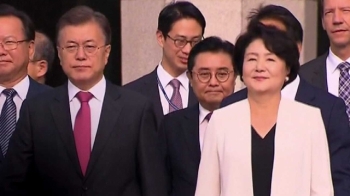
[0,0,349,195]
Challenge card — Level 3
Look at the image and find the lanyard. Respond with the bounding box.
[156,76,180,111]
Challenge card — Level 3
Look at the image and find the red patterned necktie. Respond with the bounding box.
[74,91,93,176]
[169,79,183,113]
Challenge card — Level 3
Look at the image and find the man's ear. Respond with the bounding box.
[297,42,302,54]
[36,60,48,77]
[28,40,35,61]
[156,30,165,48]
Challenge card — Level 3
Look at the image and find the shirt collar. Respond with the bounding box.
[281,75,300,100]
[68,76,106,102]
[157,62,189,90]
[199,103,211,123]
[328,48,350,73]
[0,75,30,100]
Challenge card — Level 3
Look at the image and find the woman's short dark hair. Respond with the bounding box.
[188,36,236,74]
[234,23,299,86]
[56,5,111,44]
[157,1,206,37]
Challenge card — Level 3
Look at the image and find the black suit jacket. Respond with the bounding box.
[0,81,168,196]
[299,52,328,91]
[221,78,350,196]
[0,77,51,166]
[124,67,198,126]
[159,104,201,196]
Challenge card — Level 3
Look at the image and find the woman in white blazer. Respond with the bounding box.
[195,24,333,196]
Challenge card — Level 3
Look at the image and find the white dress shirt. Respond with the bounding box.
[157,63,189,115]
[199,104,211,151]
[326,48,350,97]
[281,75,300,100]
[68,76,106,149]
[0,76,30,121]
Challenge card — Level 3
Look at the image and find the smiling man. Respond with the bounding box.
[301,0,350,120]
[0,4,50,168]
[124,1,206,126]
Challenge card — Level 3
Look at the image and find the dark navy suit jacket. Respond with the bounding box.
[0,77,51,166]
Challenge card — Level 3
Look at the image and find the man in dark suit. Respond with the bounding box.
[159,37,236,196]
[0,6,167,196]
[0,4,51,168]
[221,5,350,196]
[300,0,350,120]
[124,1,206,125]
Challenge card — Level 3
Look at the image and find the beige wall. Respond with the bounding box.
[121,0,318,91]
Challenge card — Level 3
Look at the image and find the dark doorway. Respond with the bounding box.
[1,0,121,87]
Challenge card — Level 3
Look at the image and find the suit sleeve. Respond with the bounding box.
[195,113,221,196]
[137,101,168,196]
[326,98,350,196]
[311,108,334,196]
[0,100,33,195]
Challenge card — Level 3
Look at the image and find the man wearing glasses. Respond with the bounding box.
[125,1,206,126]
[158,36,236,196]
[0,4,50,168]
[0,5,167,196]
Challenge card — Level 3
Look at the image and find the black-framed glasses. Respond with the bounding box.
[191,70,235,83]
[58,44,108,56]
[166,35,203,48]
[0,39,29,51]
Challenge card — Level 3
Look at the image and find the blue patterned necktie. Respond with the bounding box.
[0,88,17,156]
[338,62,350,121]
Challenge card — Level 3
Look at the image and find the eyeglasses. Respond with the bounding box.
[58,44,107,56]
[0,39,29,51]
[166,35,202,48]
[191,70,235,83]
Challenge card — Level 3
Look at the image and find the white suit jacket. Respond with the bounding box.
[195,98,333,196]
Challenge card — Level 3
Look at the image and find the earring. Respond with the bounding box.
[285,76,289,82]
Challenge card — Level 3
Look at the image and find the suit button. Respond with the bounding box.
[82,186,88,191]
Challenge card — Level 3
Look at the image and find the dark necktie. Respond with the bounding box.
[338,62,350,120]
[0,88,17,156]
[74,91,93,176]
[169,79,183,113]
[205,112,213,122]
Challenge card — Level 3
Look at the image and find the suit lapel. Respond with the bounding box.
[272,99,304,195]
[188,86,198,106]
[310,53,328,91]
[225,100,254,195]
[50,84,82,176]
[143,68,164,123]
[85,82,123,177]
[26,78,40,99]
[182,105,201,164]
[295,79,316,104]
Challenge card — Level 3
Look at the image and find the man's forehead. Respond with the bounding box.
[0,16,26,39]
[57,23,105,42]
